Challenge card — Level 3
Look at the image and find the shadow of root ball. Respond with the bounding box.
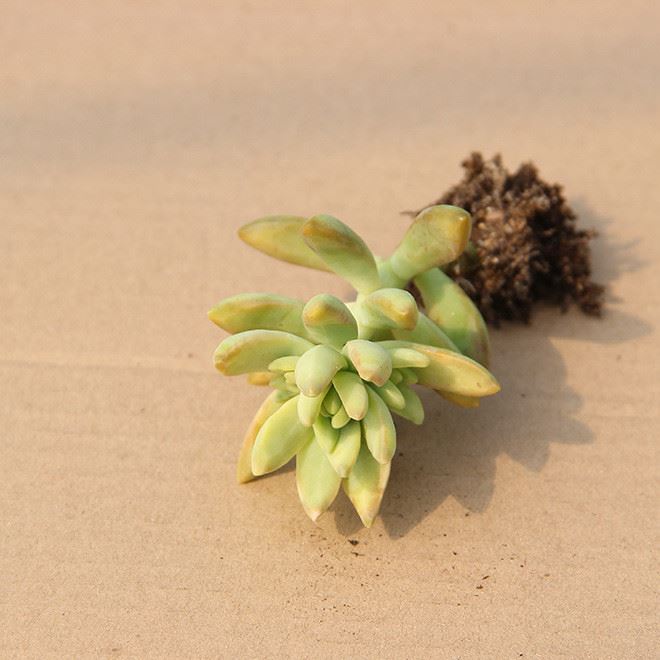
[415,152,604,325]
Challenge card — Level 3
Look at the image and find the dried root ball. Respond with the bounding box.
[422,153,604,325]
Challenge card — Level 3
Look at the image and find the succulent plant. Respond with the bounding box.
[209,205,500,527]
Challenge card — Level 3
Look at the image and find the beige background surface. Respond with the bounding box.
[1,2,658,658]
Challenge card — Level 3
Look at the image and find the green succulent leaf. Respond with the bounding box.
[414,268,490,366]
[268,355,300,372]
[392,313,458,352]
[398,367,419,385]
[237,390,292,483]
[343,442,391,528]
[297,387,330,427]
[387,346,431,369]
[215,330,314,375]
[360,288,419,331]
[327,420,362,477]
[302,294,358,347]
[344,339,392,387]
[302,215,381,294]
[363,387,396,464]
[332,371,368,421]
[238,216,331,271]
[389,205,472,281]
[331,405,351,430]
[393,384,425,425]
[251,396,313,476]
[208,293,307,338]
[323,388,342,416]
[373,380,406,410]
[313,415,340,454]
[295,345,347,397]
[296,437,342,522]
[378,340,500,398]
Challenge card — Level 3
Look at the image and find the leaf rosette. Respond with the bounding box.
[210,206,500,526]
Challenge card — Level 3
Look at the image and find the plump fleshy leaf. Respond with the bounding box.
[323,388,342,416]
[344,339,392,387]
[302,215,381,293]
[251,396,313,475]
[373,380,405,410]
[362,387,396,464]
[237,390,291,483]
[327,421,362,477]
[298,387,329,427]
[378,340,500,397]
[215,330,314,375]
[208,293,307,337]
[268,355,299,372]
[332,371,368,421]
[295,345,347,397]
[386,346,431,369]
[343,442,391,527]
[393,384,425,425]
[238,216,331,271]
[392,313,458,352]
[296,437,342,522]
[360,288,419,331]
[303,294,358,347]
[331,405,351,429]
[398,367,419,385]
[414,268,490,366]
[313,415,340,454]
[389,205,472,281]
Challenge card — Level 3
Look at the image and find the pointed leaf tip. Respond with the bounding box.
[343,442,391,527]
[296,437,341,522]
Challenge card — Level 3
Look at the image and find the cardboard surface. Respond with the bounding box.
[2,2,658,657]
